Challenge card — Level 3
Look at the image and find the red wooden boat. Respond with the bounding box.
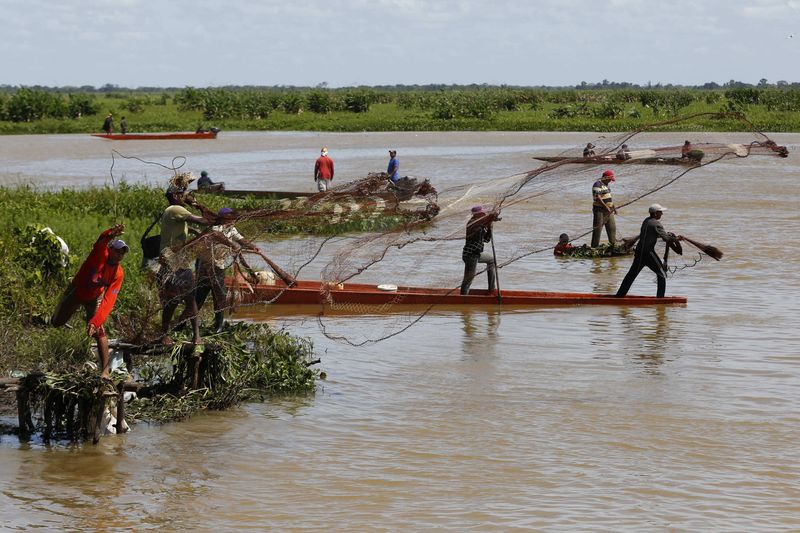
[91,131,218,140]
[533,155,697,166]
[230,279,687,309]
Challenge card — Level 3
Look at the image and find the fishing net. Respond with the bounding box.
[113,113,789,346]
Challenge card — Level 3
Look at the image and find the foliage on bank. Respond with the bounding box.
[0,184,322,428]
[2,85,800,133]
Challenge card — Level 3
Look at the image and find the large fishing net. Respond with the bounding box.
[116,113,789,346]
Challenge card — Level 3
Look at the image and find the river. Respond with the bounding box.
[1,131,799,531]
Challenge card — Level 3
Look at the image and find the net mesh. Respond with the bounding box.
[116,113,789,346]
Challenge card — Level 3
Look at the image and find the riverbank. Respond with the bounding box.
[0,184,322,431]
[2,86,800,134]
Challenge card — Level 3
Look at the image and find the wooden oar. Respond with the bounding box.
[679,235,723,260]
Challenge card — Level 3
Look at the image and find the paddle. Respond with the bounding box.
[678,235,723,260]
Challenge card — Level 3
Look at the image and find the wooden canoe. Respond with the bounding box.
[197,187,420,202]
[91,131,218,140]
[230,279,687,308]
[533,155,698,166]
[196,189,314,199]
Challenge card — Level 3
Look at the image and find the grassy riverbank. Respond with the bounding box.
[0,184,326,424]
[2,86,800,133]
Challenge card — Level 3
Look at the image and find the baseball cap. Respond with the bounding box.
[649,203,667,214]
[471,205,484,214]
[602,170,615,181]
[218,207,234,216]
[109,239,129,252]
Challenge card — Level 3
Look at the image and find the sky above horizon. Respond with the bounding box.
[2,0,800,88]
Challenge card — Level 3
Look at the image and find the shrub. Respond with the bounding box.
[306,90,332,114]
[343,90,374,113]
[280,93,304,114]
[67,93,100,119]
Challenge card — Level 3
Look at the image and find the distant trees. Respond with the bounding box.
[0,88,99,122]
[1,82,800,127]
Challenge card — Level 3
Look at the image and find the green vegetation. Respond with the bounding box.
[2,83,800,133]
[0,184,326,427]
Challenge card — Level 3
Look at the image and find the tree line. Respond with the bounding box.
[2,85,800,123]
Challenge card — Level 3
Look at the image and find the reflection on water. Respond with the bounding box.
[589,256,624,294]
[619,306,672,374]
[460,310,501,358]
[2,132,800,530]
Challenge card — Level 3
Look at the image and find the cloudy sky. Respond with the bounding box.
[2,0,799,88]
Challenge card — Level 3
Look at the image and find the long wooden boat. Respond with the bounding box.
[231,279,686,308]
[197,187,421,202]
[197,189,314,199]
[91,131,218,140]
[533,155,697,166]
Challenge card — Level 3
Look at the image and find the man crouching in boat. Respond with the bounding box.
[460,205,499,295]
[615,204,681,298]
[51,224,128,379]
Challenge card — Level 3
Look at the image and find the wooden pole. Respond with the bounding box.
[116,382,128,434]
[490,236,502,303]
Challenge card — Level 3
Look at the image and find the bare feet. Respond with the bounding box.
[160,335,175,347]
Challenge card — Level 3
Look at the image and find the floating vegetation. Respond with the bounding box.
[558,242,634,258]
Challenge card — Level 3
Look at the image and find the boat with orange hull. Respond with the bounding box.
[533,155,697,166]
[91,131,218,140]
[230,279,687,308]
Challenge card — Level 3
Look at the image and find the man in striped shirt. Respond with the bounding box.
[591,169,617,248]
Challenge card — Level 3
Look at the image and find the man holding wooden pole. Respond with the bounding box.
[616,204,680,298]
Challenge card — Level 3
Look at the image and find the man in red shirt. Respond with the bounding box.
[51,224,128,379]
[314,147,334,192]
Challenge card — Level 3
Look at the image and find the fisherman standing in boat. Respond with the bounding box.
[591,170,617,248]
[460,205,498,295]
[387,150,400,183]
[102,113,113,135]
[314,147,334,192]
[616,144,631,160]
[583,143,596,157]
[51,224,128,379]
[616,204,681,298]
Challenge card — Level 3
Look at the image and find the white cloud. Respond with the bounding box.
[0,0,797,86]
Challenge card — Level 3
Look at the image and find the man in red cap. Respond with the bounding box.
[51,224,128,379]
[591,169,617,248]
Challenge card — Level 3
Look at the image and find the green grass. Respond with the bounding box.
[2,89,800,133]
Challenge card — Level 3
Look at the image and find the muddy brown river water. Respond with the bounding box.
[1,131,799,530]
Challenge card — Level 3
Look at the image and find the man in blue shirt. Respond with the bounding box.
[387,150,400,183]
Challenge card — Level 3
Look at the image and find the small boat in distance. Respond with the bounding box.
[231,278,687,309]
[533,155,698,166]
[91,130,219,140]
